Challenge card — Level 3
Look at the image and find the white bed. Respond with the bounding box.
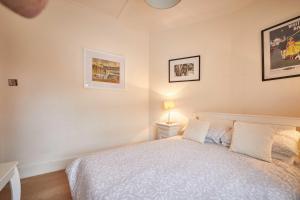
[66,113,300,200]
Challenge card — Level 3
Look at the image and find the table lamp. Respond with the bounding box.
[164,100,175,124]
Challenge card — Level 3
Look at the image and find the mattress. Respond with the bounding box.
[66,136,300,200]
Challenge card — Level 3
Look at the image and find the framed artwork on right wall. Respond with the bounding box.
[169,55,200,83]
[261,16,300,81]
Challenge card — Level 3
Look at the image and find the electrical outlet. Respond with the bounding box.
[8,79,18,86]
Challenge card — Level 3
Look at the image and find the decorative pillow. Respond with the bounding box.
[220,129,233,147]
[272,130,300,156]
[206,128,227,144]
[205,119,234,144]
[204,137,216,144]
[183,120,210,143]
[230,122,275,162]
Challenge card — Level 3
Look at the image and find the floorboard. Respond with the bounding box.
[0,170,71,200]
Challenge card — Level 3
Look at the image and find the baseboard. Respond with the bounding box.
[18,157,75,179]
[17,140,151,179]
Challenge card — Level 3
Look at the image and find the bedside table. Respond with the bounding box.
[156,122,181,139]
[0,161,20,200]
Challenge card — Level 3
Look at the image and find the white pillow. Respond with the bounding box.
[183,120,210,143]
[272,125,296,132]
[272,130,300,156]
[230,122,275,162]
[272,152,296,165]
[221,125,299,150]
[277,129,300,141]
[295,157,300,168]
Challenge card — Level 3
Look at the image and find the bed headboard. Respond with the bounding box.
[195,112,300,128]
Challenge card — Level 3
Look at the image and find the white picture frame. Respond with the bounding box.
[84,49,125,89]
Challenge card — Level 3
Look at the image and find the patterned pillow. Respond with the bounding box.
[220,129,233,147]
[205,119,234,144]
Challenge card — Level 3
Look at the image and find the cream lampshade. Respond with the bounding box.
[164,100,175,110]
[163,100,175,124]
[145,0,181,9]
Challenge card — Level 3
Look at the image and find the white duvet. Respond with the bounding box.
[66,136,300,200]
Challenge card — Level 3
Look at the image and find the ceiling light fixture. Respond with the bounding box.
[145,0,181,9]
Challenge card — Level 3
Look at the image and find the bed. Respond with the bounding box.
[66,113,300,200]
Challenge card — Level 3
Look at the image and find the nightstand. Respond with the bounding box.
[0,161,20,200]
[156,122,181,139]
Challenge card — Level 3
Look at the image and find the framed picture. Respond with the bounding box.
[169,55,200,83]
[84,49,125,89]
[262,16,300,81]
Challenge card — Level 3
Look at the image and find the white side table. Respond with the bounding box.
[0,162,21,200]
[156,122,181,139]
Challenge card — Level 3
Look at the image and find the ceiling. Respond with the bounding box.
[72,0,258,31]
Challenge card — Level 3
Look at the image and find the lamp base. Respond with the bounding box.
[165,121,176,125]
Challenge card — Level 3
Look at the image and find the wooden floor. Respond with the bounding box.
[0,170,71,200]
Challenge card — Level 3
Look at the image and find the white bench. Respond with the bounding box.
[0,162,21,200]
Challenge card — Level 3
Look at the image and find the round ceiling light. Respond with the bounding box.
[145,0,181,9]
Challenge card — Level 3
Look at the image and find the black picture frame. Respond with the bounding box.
[169,55,201,83]
[261,16,300,81]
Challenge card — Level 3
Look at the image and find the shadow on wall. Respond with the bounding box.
[2,82,150,164]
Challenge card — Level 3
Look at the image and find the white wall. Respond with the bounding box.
[0,0,149,177]
[1,0,300,176]
[0,26,6,162]
[149,0,300,138]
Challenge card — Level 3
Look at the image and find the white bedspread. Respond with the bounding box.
[66,136,300,200]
